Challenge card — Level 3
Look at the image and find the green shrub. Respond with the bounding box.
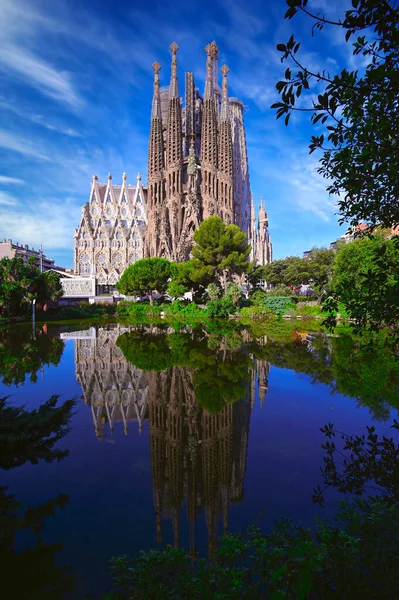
[108,498,399,600]
[296,305,324,318]
[205,297,236,318]
[116,301,160,320]
[267,285,293,297]
[264,296,296,315]
[225,282,242,305]
[250,290,267,306]
[207,283,220,301]
[163,300,204,319]
[239,306,276,322]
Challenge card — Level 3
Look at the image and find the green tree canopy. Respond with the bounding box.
[0,258,63,318]
[191,216,251,290]
[327,234,399,333]
[273,0,399,229]
[116,257,172,305]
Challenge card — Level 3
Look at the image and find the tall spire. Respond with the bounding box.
[169,42,179,98]
[220,64,229,121]
[204,41,218,99]
[151,61,162,120]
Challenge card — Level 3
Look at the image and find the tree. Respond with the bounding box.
[273,0,399,229]
[258,256,307,288]
[191,217,252,291]
[304,247,336,304]
[167,260,198,299]
[0,257,39,317]
[35,270,63,306]
[326,234,399,333]
[116,258,172,305]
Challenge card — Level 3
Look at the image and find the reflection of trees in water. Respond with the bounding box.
[0,394,75,598]
[251,333,399,421]
[0,325,64,386]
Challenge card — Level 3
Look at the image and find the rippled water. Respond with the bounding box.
[1,322,398,598]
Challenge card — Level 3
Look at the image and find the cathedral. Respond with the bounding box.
[73,42,272,289]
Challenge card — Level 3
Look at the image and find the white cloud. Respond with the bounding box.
[0,44,82,109]
[0,175,24,184]
[0,129,50,161]
[0,198,81,250]
[0,99,82,137]
[0,191,18,206]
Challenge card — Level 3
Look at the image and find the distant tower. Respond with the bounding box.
[230,99,251,242]
[255,198,273,265]
[200,42,219,220]
[217,65,234,224]
[147,61,168,258]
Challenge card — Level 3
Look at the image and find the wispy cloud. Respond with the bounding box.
[0,191,18,206]
[0,99,82,137]
[0,45,82,109]
[0,175,24,185]
[0,129,50,161]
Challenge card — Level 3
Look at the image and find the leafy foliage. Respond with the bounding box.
[324,234,399,336]
[263,296,297,315]
[191,216,251,290]
[273,0,399,229]
[108,498,399,599]
[0,257,63,318]
[206,282,220,301]
[313,420,399,506]
[205,297,236,318]
[116,257,172,305]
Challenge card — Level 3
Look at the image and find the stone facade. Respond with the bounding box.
[72,41,272,282]
[251,198,273,266]
[146,41,272,263]
[73,173,147,289]
[0,239,63,271]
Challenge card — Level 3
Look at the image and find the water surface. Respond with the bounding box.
[1,322,398,598]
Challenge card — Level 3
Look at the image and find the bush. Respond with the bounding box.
[239,306,276,322]
[267,285,293,297]
[225,282,242,305]
[207,283,220,301]
[108,498,399,600]
[116,301,160,320]
[205,297,236,318]
[296,305,324,318]
[264,296,296,315]
[163,300,204,319]
[250,290,268,306]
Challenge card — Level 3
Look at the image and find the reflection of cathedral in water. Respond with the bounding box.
[73,326,270,555]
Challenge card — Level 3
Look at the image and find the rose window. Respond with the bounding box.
[112,253,123,267]
[97,253,106,265]
[80,253,89,264]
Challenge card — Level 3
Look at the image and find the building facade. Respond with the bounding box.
[71,41,272,293]
[73,172,147,292]
[0,239,64,272]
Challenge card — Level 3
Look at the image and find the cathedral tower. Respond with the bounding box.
[145,41,268,262]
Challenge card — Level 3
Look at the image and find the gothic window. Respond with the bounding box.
[82,232,87,240]
[97,253,106,265]
[121,220,127,228]
[116,233,121,240]
[121,208,127,216]
[136,207,142,217]
[92,207,98,216]
[106,207,112,216]
[112,253,123,267]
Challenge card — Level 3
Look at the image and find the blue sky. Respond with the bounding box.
[0,0,353,268]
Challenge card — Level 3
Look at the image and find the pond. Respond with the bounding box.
[1,321,398,598]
